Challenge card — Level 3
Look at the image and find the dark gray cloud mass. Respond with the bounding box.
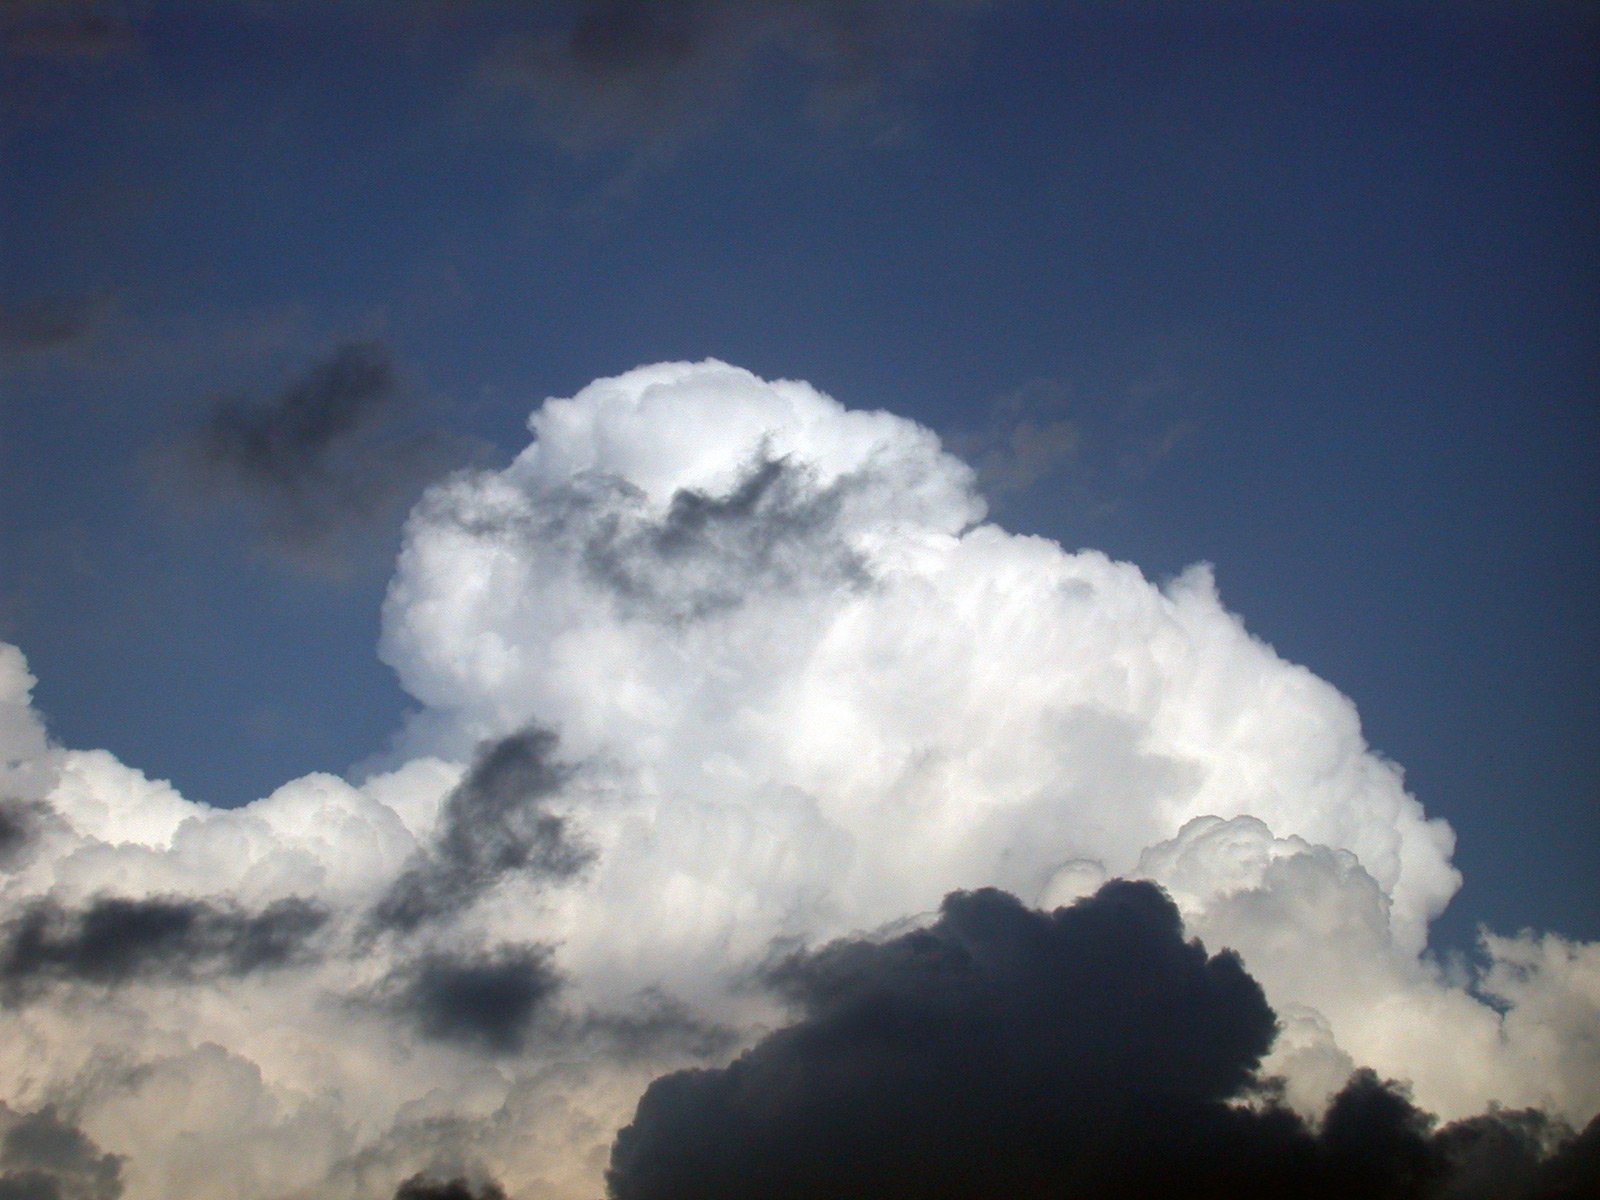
[0,801,44,867]
[607,881,1600,1200]
[155,340,479,575]
[391,1174,506,1200]
[578,456,869,622]
[379,944,561,1056]
[369,730,590,936]
[0,895,327,1003]
[0,1105,123,1200]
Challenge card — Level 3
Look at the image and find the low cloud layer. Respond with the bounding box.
[1,362,1596,1197]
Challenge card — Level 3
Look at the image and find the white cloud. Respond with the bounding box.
[0,361,1592,1198]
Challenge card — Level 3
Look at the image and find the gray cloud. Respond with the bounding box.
[0,895,328,1003]
[479,0,990,157]
[392,1177,506,1200]
[0,801,45,867]
[608,880,1600,1200]
[0,1105,122,1200]
[153,340,481,577]
[379,944,561,1056]
[576,456,870,623]
[369,730,589,936]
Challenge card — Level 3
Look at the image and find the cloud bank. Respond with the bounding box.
[2,362,1596,1197]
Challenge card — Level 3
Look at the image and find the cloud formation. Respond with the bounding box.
[611,881,1599,1200]
[153,341,478,575]
[0,361,1596,1197]
[0,895,326,1005]
[368,730,587,936]
[0,1105,123,1200]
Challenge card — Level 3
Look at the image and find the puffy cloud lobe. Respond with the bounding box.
[607,881,1278,1198]
[0,1105,122,1200]
[609,882,1600,1200]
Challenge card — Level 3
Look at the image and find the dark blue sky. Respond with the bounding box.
[2,0,1595,953]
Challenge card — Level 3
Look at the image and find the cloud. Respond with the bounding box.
[0,895,327,1004]
[151,340,480,576]
[476,0,990,158]
[0,1105,122,1200]
[376,944,561,1056]
[368,730,589,936]
[609,880,1279,1197]
[610,881,1598,1200]
[0,361,1596,1197]
[392,1177,505,1200]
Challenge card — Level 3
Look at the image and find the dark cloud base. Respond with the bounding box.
[608,881,1600,1200]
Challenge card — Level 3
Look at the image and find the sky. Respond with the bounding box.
[1,3,1597,1199]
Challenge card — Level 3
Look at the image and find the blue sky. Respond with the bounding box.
[3,0,1595,969]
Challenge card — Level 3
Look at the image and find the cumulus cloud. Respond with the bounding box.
[0,360,1596,1197]
[151,341,479,576]
[0,1105,123,1200]
[610,881,1598,1200]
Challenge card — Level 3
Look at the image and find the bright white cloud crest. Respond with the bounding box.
[2,361,1595,1198]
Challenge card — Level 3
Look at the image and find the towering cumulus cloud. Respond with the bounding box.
[1,362,1596,1197]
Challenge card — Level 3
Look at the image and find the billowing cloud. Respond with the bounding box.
[151,341,479,576]
[610,881,1597,1200]
[1,361,1596,1197]
[0,1105,123,1200]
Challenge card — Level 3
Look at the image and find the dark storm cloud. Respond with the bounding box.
[154,341,480,576]
[0,296,108,356]
[391,1176,506,1200]
[607,881,1600,1200]
[579,456,870,622]
[369,730,590,936]
[379,944,561,1055]
[0,1105,122,1200]
[480,0,989,153]
[0,895,327,1003]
